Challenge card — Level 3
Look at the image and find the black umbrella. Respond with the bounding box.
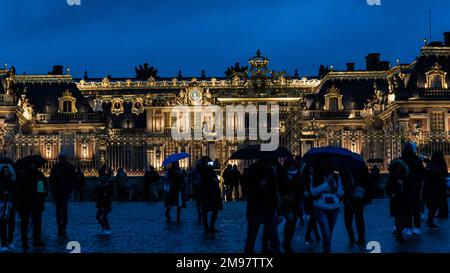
[15,155,47,170]
[229,145,292,160]
[367,158,384,163]
[0,156,14,165]
[302,146,366,172]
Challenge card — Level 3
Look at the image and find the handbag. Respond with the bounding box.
[351,173,365,200]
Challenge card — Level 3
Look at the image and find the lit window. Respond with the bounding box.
[329,97,339,111]
[432,75,443,89]
[323,85,343,111]
[63,101,72,112]
[58,90,77,113]
[110,98,124,115]
[131,98,144,115]
[425,63,448,89]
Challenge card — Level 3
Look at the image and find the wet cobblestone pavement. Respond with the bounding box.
[6,199,450,253]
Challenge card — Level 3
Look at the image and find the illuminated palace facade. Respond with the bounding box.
[1,33,450,175]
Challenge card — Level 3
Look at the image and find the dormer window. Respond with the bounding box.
[58,90,77,113]
[425,63,448,89]
[111,98,124,115]
[323,85,344,111]
[131,98,144,115]
[63,101,73,112]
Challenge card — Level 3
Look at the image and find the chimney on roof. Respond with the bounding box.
[365,53,380,71]
[378,61,390,70]
[346,63,355,72]
[444,32,450,46]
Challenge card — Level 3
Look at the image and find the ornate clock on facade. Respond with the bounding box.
[188,88,202,105]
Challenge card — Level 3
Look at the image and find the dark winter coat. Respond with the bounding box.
[423,162,448,208]
[165,167,186,208]
[279,169,303,214]
[199,166,222,212]
[245,160,279,219]
[401,151,425,213]
[0,167,15,202]
[342,166,372,207]
[16,168,48,213]
[144,169,160,184]
[96,183,112,210]
[228,169,242,187]
[49,162,77,196]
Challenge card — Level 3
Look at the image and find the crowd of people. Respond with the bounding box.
[0,142,448,253]
[387,143,449,242]
[164,156,223,234]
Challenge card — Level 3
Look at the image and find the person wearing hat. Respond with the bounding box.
[386,158,410,243]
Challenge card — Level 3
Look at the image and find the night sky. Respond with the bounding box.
[1,0,449,78]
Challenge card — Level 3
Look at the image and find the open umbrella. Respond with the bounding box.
[162,152,190,167]
[229,145,292,160]
[302,146,365,172]
[15,155,47,170]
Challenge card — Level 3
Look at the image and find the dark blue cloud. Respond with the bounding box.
[1,0,449,78]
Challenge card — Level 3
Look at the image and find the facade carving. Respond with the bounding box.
[1,42,450,175]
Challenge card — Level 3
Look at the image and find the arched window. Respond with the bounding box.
[431,75,443,89]
[323,85,344,111]
[110,98,124,115]
[329,97,339,111]
[58,90,77,113]
[63,101,72,113]
[131,98,144,115]
[425,63,448,89]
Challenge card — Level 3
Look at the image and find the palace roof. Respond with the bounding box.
[13,80,94,114]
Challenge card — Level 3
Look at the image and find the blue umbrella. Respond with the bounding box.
[162,152,190,167]
[302,146,365,172]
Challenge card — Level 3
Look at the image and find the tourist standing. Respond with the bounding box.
[228,165,242,201]
[244,159,280,253]
[115,168,129,201]
[222,165,232,201]
[49,153,77,238]
[386,159,409,243]
[144,166,160,201]
[423,151,448,227]
[96,178,112,235]
[342,166,371,245]
[198,156,222,233]
[279,158,303,252]
[400,142,426,235]
[0,164,16,251]
[188,162,203,222]
[165,161,186,222]
[310,159,344,253]
[16,160,48,251]
[302,164,321,244]
[73,167,85,202]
